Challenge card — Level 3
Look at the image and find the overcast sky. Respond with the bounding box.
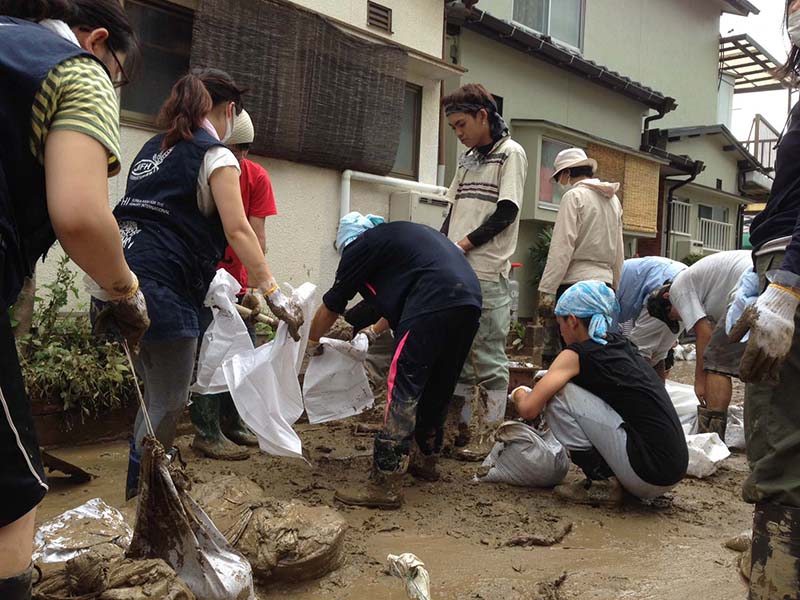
[720,0,794,140]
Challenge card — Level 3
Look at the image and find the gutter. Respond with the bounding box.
[340,170,448,221]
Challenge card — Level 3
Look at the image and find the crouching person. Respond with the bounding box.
[510,281,688,505]
[309,213,482,509]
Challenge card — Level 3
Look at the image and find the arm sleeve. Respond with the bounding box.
[466,200,519,247]
[538,193,580,294]
[779,209,800,282]
[248,167,278,218]
[669,272,706,331]
[321,236,378,314]
[612,206,625,290]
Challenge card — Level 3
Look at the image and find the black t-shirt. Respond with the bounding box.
[323,221,482,329]
[566,334,688,486]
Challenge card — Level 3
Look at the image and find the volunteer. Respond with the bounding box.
[108,69,303,500]
[511,282,687,506]
[646,250,751,440]
[309,213,482,509]
[615,256,686,378]
[725,1,800,591]
[538,148,624,365]
[0,1,144,596]
[441,83,528,460]
[189,109,279,461]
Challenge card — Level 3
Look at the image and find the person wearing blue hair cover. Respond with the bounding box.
[510,281,687,505]
[309,215,482,508]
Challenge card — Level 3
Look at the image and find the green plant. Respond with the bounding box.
[527,226,553,286]
[681,252,705,267]
[16,256,136,426]
[254,320,275,342]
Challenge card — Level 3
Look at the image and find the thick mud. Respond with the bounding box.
[38,362,751,599]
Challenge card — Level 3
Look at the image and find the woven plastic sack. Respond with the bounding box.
[685,432,730,478]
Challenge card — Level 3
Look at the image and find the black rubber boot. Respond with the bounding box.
[749,502,800,599]
[0,563,32,600]
[125,440,141,501]
[190,395,248,460]
[569,447,615,481]
[219,395,259,447]
[697,406,728,442]
[334,468,403,509]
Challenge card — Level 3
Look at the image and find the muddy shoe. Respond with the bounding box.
[334,470,402,509]
[453,432,495,462]
[223,426,259,447]
[220,396,260,447]
[697,406,727,442]
[191,434,249,461]
[554,477,624,507]
[408,453,440,482]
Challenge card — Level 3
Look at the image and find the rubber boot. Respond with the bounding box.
[748,502,800,599]
[189,395,249,460]
[554,477,624,507]
[453,387,496,462]
[125,440,141,501]
[408,452,440,481]
[334,468,403,509]
[0,563,32,600]
[219,395,259,447]
[697,406,728,442]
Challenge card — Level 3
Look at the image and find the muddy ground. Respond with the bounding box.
[38,359,751,600]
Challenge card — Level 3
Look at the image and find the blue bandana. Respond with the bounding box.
[554,281,620,345]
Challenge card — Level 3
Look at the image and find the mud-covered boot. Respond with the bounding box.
[748,502,800,599]
[554,477,624,507]
[220,395,259,447]
[334,468,403,509]
[453,387,496,462]
[0,563,33,600]
[697,406,728,442]
[190,395,249,460]
[408,452,440,481]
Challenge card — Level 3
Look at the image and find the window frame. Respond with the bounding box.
[697,203,729,224]
[119,0,194,128]
[511,0,586,53]
[389,82,422,181]
[538,136,575,211]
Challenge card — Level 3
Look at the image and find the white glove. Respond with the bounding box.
[508,385,532,405]
[317,332,370,362]
[725,270,759,342]
[453,240,465,254]
[359,325,379,345]
[729,282,800,385]
[263,285,304,341]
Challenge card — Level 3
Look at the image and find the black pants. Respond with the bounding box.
[0,311,47,526]
[374,305,480,472]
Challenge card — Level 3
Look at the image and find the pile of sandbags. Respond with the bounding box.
[193,475,348,582]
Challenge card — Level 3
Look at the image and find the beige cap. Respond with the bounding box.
[551,147,597,182]
[228,109,254,145]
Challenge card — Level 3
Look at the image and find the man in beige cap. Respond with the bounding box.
[538,148,624,364]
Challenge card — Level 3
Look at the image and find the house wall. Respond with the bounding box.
[666,136,741,195]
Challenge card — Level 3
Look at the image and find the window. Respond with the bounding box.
[698,204,729,223]
[121,0,193,123]
[538,138,573,207]
[512,0,585,50]
[391,83,422,180]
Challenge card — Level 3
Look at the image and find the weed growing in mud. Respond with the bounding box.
[15,256,137,426]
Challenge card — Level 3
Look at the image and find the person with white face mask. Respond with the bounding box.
[537,148,624,364]
[729,1,800,595]
[102,68,303,501]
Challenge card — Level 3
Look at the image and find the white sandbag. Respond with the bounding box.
[726,404,746,450]
[387,553,431,600]
[665,379,699,435]
[303,333,374,424]
[673,343,696,361]
[191,269,253,395]
[222,283,318,459]
[686,432,730,478]
[33,498,132,563]
[478,421,569,488]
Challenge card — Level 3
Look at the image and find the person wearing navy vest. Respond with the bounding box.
[0,2,143,597]
[107,69,303,502]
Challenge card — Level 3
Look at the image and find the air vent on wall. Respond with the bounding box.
[367,1,392,33]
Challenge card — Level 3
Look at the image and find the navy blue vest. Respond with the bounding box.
[114,131,228,310]
[0,17,98,308]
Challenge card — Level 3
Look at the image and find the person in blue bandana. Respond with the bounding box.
[510,281,687,505]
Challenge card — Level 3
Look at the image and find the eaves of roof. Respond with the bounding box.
[462,9,677,115]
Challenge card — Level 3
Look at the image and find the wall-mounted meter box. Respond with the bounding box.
[389,190,451,231]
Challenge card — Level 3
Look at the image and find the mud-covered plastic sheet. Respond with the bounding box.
[303,333,374,424]
[222,282,318,459]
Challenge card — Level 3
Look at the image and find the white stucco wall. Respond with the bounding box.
[666,135,741,195]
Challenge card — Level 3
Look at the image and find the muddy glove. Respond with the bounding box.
[729,282,800,385]
[305,339,324,358]
[359,324,379,345]
[86,272,150,351]
[264,284,304,341]
[725,270,759,342]
[537,293,556,323]
[241,288,266,321]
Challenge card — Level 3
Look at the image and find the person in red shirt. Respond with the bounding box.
[190,109,279,460]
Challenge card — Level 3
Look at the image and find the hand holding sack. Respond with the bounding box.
[85,272,150,351]
[262,281,304,341]
[241,288,267,321]
[725,270,759,342]
[729,282,800,385]
[537,292,556,323]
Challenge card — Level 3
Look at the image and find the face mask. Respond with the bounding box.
[221,104,236,143]
[790,10,800,48]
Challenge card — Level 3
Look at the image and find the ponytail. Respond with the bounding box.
[156,68,246,149]
[157,73,213,149]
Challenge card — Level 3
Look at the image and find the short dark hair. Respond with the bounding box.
[556,165,595,180]
[441,82,496,115]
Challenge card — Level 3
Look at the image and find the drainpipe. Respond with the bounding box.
[340,170,448,221]
[664,161,703,258]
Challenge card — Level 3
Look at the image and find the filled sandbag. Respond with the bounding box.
[193,474,347,582]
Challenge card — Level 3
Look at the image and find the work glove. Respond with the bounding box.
[537,292,556,323]
[262,283,304,342]
[725,270,759,342]
[241,288,266,321]
[729,281,800,385]
[305,339,324,359]
[86,272,150,352]
[358,324,379,345]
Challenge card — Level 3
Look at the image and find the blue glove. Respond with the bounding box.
[725,270,759,342]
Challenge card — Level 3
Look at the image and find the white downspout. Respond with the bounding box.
[339,169,449,221]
